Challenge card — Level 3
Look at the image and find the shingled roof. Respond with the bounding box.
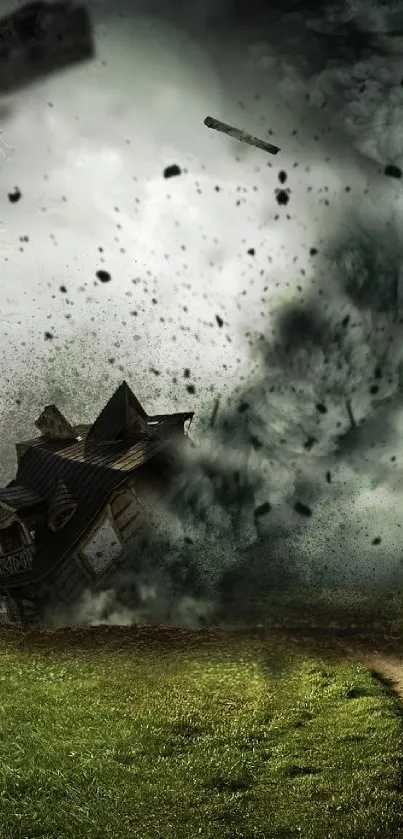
[0,380,194,588]
[0,483,43,511]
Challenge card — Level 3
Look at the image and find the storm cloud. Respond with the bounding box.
[2,0,403,627]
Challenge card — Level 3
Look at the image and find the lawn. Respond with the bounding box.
[0,624,402,838]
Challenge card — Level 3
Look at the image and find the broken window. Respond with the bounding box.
[47,505,76,532]
[109,488,143,540]
[0,521,23,555]
[81,515,123,576]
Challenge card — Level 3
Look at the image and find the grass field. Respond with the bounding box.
[0,624,403,838]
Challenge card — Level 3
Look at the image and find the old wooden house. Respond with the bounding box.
[0,381,194,625]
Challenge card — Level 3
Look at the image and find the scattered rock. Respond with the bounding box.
[294,501,312,517]
[384,164,402,179]
[250,435,263,450]
[164,164,181,178]
[275,189,290,205]
[254,501,272,517]
[96,270,111,283]
[8,187,21,203]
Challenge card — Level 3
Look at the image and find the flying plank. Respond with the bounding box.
[204,115,280,156]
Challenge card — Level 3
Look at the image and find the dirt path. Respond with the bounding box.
[272,627,403,701]
[343,645,403,700]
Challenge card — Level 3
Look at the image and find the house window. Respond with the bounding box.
[0,522,23,555]
[81,515,123,576]
[47,504,77,532]
[109,488,143,540]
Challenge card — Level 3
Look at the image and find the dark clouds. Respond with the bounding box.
[3,0,403,627]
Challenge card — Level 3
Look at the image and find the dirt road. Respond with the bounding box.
[275,626,403,700]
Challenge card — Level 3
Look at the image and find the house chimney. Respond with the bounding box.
[35,405,76,439]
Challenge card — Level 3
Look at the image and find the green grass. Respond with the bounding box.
[0,625,402,838]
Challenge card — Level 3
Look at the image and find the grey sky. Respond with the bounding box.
[2,0,403,625]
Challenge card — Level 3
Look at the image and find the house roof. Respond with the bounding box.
[0,380,194,589]
[35,404,76,439]
[0,483,43,511]
[86,380,149,443]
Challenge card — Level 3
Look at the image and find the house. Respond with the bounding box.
[0,381,194,625]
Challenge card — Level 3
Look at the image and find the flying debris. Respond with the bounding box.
[210,397,220,428]
[0,381,194,626]
[0,0,94,93]
[204,116,280,156]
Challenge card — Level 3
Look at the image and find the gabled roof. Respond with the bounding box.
[35,404,76,439]
[86,381,148,443]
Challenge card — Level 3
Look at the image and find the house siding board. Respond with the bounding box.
[0,593,20,624]
[71,552,94,583]
[51,554,90,601]
[110,487,141,514]
[114,504,140,527]
[112,496,131,515]
[56,575,86,603]
[115,512,142,539]
[109,487,145,542]
[119,518,141,542]
[114,506,137,528]
[52,557,78,586]
[18,597,42,624]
